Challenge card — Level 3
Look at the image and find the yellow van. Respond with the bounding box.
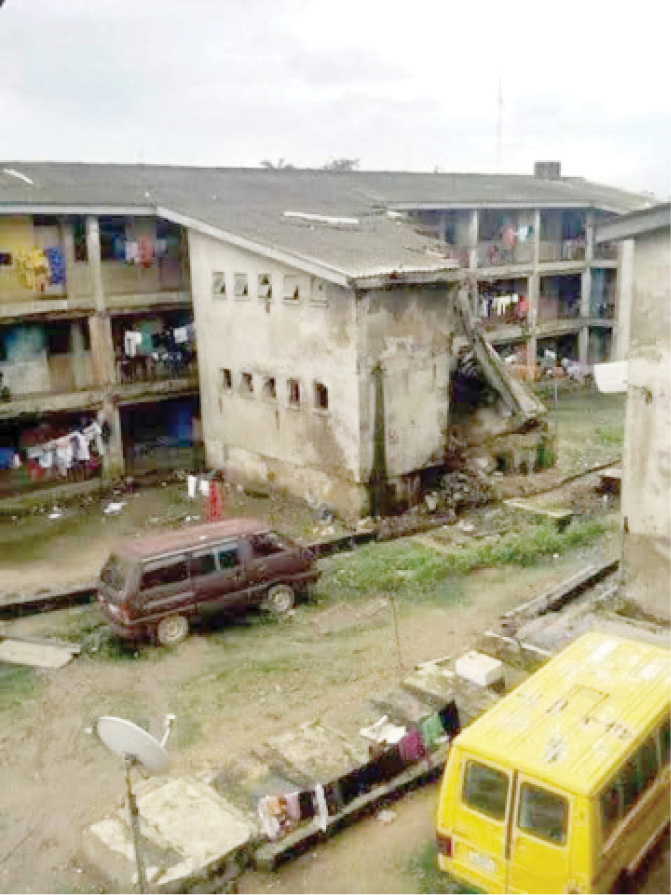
[436,632,670,893]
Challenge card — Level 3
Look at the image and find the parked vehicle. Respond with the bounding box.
[436,631,670,894]
[96,518,319,646]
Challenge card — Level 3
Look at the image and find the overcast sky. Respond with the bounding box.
[1,0,668,197]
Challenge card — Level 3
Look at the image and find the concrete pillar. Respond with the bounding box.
[614,239,634,360]
[101,399,125,480]
[86,215,125,480]
[579,212,594,366]
[468,209,479,270]
[527,209,541,372]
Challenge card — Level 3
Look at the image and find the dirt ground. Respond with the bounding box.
[0,540,618,894]
[0,389,624,602]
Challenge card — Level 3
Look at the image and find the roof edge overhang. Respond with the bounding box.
[387,201,624,213]
[352,268,461,289]
[595,203,671,243]
[157,205,355,287]
[0,203,156,216]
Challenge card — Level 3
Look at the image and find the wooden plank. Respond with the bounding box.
[503,558,619,619]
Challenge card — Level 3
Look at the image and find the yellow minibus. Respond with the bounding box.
[436,631,670,893]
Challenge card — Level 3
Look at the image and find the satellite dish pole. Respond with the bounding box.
[94,714,175,894]
[496,77,504,171]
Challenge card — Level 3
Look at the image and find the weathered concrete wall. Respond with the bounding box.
[622,227,671,619]
[188,231,364,516]
[357,284,451,489]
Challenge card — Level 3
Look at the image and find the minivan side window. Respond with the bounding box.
[600,727,665,844]
[191,550,217,576]
[141,556,188,590]
[463,760,509,821]
[518,783,568,845]
[216,545,239,569]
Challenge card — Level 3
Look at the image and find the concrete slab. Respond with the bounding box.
[455,651,504,687]
[0,637,76,668]
[81,776,254,893]
[257,721,369,785]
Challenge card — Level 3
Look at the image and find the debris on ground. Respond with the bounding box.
[375,809,397,825]
[102,501,125,516]
[0,634,79,668]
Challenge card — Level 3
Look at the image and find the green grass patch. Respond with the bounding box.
[404,840,478,893]
[0,664,38,715]
[315,518,606,605]
[594,425,625,448]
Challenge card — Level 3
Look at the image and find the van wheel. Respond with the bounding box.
[156,614,189,647]
[264,584,295,617]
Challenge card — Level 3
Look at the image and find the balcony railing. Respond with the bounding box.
[0,353,96,400]
[477,241,534,267]
[538,240,586,263]
[594,241,619,261]
[115,351,198,384]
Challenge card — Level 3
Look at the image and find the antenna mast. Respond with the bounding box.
[496,78,503,171]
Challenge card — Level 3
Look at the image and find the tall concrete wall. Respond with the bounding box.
[621,227,670,619]
[187,231,363,516]
[357,284,451,488]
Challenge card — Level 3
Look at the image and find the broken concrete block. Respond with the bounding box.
[455,651,504,688]
[80,776,254,893]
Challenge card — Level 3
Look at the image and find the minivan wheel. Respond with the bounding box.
[156,614,189,647]
[264,584,295,616]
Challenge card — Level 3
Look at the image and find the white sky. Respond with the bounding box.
[1,0,669,197]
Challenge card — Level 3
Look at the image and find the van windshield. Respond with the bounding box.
[100,554,131,596]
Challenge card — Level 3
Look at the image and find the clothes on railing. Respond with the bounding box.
[22,421,105,482]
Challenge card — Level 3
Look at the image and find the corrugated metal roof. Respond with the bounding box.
[0,163,655,279]
[455,631,670,796]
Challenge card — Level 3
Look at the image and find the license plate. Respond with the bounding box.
[469,850,496,875]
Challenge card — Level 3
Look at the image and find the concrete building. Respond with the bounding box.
[596,203,670,620]
[0,163,653,509]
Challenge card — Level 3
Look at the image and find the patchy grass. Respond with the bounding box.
[0,665,39,715]
[404,840,477,893]
[314,518,606,606]
[594,424,625,449]
[546,390,625,476]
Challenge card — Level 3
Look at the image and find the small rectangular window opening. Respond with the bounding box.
[314,381,329,410]
[234,273,249,297]
[212,272,226,296]
[258,274,272,300]
[263,376,277,400]
[241,372,254,394]
[283,274,301,302]
[288,378,301,406]
[220,368,232,390]
[0,253,13,267]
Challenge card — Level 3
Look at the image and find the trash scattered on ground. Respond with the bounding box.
[47,509,63,520]
[0,635,79,669]
[103,501,125,516]
[375,809,397,825]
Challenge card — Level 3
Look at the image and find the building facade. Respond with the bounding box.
[0,162,653,508]
[596,204,670,620]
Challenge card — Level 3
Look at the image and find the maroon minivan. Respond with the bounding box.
[96,519,319,646]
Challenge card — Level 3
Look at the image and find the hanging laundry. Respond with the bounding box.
[419,713,447,750]
[155,238,168,257]
[71,431,90,463]
[173,325,189,345]
[360,715,407,746]
[123,331,142,358]
[398,726,426,763]
[112,235,126,260]
[125,241,139,264]
[313,784,329,832]
[285,791,301,824]
[257,797,282,841]
[137,236,154,268]
[44,246,66,286]
[438,701,461,737]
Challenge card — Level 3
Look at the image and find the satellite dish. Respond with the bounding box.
[93,715,175,893]
[95,716,169,775]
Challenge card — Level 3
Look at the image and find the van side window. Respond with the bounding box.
[216,545,239,569]
[463,761,509,821]
[518,783,568,845]
[141,556,188,589]
[250,532,285,557]
[600,733,663,844]
[660,719,670,765]
[191,550,217,577]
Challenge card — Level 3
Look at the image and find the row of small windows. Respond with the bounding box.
[220,369,329,410]
[212,271,326,304]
